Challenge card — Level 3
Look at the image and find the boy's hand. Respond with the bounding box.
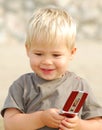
[59,115,81,130]
[40,108,65,128]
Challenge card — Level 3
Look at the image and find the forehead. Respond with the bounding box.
[31,35,68,49]
[31,42,68,54]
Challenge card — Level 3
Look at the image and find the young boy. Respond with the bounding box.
[1,6,102,130]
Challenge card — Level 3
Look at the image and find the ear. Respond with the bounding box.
[71,47,77,55]
[25,44,30,57]
[70,47,77,60]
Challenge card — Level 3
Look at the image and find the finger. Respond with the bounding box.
[49,118,62,128]
[61,119,74,129]
[59,123,71,130]
[64,116,78,123]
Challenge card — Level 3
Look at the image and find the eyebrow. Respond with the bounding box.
[31,48,65,54]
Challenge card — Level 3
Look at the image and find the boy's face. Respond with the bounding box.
[26,43,76,80]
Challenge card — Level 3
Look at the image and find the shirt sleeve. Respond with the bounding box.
[80,78,102,119]
[1,78,25,117]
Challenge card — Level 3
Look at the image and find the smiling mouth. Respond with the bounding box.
[41,68,55,74]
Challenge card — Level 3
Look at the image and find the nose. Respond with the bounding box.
[41,56,53,65]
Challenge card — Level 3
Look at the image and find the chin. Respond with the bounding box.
[40,75,55,80]
[43,77,54,80]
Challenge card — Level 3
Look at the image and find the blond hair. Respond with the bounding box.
[25,6,76,50]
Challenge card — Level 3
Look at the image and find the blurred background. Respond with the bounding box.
[0,0,102,129]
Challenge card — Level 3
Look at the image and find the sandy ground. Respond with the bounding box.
[0,40,102,129]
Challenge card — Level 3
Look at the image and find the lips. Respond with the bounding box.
[40,68,55,74]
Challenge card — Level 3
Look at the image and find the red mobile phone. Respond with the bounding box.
[59,90,88,118]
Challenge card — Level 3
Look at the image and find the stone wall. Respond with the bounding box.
[0,0,102,44]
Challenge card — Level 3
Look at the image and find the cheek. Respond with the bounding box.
[29,57,38,70]
[56,59,68,69]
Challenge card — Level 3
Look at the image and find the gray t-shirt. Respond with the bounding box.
[1,71,102,130]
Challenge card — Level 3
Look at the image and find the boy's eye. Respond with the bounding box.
[34,53,42,56]
[53,54,62,57]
